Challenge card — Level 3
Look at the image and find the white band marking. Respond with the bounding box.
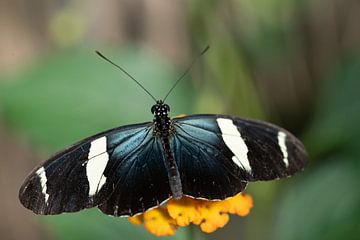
[36,167,49,204]
[278,131,289,167]
[87,136,109,196]
[216,118,252,173]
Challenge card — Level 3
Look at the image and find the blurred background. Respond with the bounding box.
[1,0,360,239]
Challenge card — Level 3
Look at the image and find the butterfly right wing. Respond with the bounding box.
[171,114,308,200]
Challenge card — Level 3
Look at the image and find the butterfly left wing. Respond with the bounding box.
[171,114,308,200]
[19,122,172,216]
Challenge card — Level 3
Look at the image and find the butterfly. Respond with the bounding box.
[19,47,308,217]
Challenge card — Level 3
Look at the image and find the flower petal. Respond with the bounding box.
[200,213,229,233]
[225,193,253,216]
[167,197,201,226]
[196,201,230,233]
[128,214,143,225]
[143,208,178,236]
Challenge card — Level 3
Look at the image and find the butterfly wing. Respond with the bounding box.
[19,122,171,216]
[172,114,308,199]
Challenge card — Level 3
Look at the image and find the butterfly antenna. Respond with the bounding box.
[95,51,157,102]
[163,45,210,102]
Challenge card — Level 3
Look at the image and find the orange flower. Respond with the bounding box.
[128,193,253,236]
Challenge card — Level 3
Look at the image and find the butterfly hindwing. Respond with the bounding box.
[18,122,170,215]
[98,135,171,216]
[172,114,308,186]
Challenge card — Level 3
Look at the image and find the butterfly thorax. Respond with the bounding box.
[151,101,173,137]
[151,100,182,199]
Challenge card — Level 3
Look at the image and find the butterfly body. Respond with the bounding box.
[151,100,182,199]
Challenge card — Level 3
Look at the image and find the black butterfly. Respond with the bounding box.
[19,47,308,217]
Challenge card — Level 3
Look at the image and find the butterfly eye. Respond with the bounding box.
[165,104,170,112]
[151,105,156,114]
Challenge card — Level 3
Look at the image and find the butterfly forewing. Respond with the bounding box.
[230,117,308,180]
[172,114,308,185]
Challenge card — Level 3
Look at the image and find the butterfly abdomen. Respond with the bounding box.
[161,137,182,199]
[152,101,183,199]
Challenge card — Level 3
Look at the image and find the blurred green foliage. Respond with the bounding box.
[273,57,360,240]
[0,48,194,151]
[304,58,360,160]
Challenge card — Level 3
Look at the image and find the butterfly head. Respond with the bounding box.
[151,100,170,117]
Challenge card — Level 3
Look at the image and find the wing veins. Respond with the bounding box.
[106,128,153,181]
[105,138,158,215]
[177,121,285,170]
[175,125,224,152]
[175,133,243,182]
[176,122,246,138]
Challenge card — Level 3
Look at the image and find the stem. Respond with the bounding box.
[187,225,203,240]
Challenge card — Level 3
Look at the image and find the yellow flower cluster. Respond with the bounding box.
[129,193,253,236]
